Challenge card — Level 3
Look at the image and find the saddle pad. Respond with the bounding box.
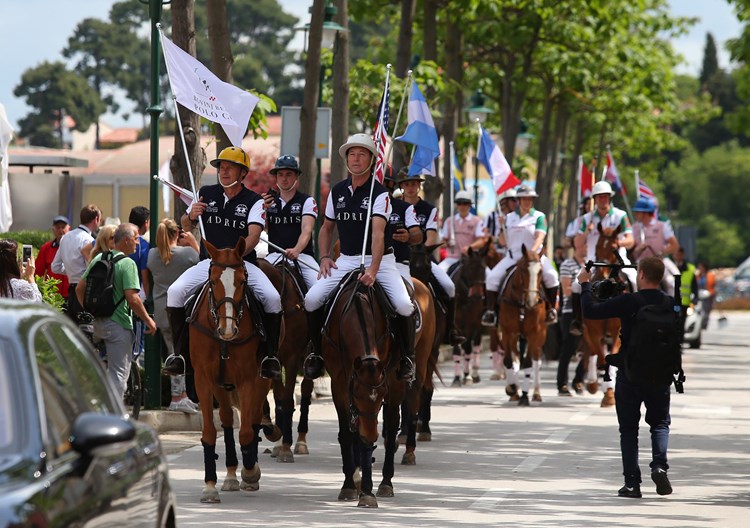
[499,263,518,296]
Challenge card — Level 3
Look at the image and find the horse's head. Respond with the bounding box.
[409,242,442,285]
[205,238,247,341]
[350,354,387,445]
[460,247,486,298]
[595,223,622,279]
[520,244,543,309]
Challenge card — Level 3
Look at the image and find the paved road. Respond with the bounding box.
[161,312,750,527]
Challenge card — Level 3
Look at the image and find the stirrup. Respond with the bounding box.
[398,357,415,382]
[303,353,325,380]
[481,310,497,327]
[545,308,558,325]
[260,356,282,380]
[162,353,185,376]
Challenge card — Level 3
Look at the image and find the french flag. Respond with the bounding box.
[477,126,520,194]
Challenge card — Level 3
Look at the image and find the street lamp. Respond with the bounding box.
[465,90,493,209]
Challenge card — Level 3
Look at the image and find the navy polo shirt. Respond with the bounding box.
[266,190,317,257]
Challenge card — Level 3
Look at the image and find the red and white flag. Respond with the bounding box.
[372,75,390,184]
[477,126,520,194]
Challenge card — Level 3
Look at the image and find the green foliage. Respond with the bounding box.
[695,215,744,267]
[36,276,66,312]
[0,231,55,250]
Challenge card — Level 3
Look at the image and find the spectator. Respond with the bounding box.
[35,215,71,303]
[90,225,117,262]
[557,239,586,396]
[0,239,42,302]
[75,223,156,400]
[696,260,715,330]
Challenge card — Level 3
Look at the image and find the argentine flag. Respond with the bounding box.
[477,126,520,194]
[396,81,440,176]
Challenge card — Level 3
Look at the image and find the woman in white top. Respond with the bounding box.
[0,239,43,302]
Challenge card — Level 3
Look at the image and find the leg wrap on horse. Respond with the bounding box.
[202,440,219,484]
[223,426,238,469]
[298,394,312,434]
[396,314,416,382]
[303,307,325,379]
[260,312,283,380]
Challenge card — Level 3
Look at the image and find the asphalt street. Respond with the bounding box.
[160,312,750,527]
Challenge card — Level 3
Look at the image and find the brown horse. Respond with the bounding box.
[323,272,394,508]
[258,258,312,462]
[498,245,547,405]
[189,239,272,503]
[581,223,631,407]
[452,246,488,385]
[484,241,505,381]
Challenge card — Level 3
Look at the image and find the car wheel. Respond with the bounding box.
[689,333,701,349]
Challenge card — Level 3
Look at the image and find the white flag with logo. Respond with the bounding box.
[161,34,259,147]
[0,103,14,232]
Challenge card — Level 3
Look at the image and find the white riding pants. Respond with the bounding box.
[438,256,460,273]
[264,252,320,291]
[395,262,413,283]
[304,253,414,316]
[431,262,456,297]
[486,254,559,292]
[167,258,282,313]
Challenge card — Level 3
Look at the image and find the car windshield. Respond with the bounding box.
[0,339,24,455]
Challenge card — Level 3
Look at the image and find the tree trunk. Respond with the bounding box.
[206,0,233,156]
[439,16,462,215]
[299,0,325,197]
[330,0,350,188]
[422,0,438,63]
[395,0,416,78]
[536,84,554,214]
[171,0,206,223]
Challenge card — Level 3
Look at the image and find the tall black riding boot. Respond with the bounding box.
[481,290,499,327]
[260,312,283,380]
[163,307,187,375]
[303,308,325,380]
[396,314,417,382]
[445,296,466,346]
[569,292,583,335]
[544,286,559,324]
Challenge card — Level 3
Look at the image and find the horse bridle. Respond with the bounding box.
[207,261,248,332]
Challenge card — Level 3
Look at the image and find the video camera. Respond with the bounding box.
[584,259,637,301]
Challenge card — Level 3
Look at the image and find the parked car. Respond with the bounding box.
[0,299,176,527]
[682,289,712,349]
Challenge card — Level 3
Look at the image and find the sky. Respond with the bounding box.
[0,0,743,132]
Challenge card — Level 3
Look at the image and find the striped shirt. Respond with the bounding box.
[559,257,583,313]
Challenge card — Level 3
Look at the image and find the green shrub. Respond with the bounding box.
[36,276,66,312]
[0,230,53,251]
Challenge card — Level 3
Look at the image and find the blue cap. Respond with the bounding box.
[632,197,656,213]
[52,215,70,225]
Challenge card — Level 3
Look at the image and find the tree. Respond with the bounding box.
[14,61,105,148]
[699,33,720,90]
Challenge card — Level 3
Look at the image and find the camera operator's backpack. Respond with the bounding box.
[624,292,683,387]
[83,251,128,317]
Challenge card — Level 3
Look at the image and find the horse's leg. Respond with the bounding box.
[532,358,543,402]
[489,328,505,380]
[336,418,358,501]
[401,380,420,464]
[451,346,463,387]
[214,390,240,492]
[295,377,313,455]
[518,338,532,407]
[502,333,520,401]
[417,385,433,441]
[377,401,399,498]
[262,394,282,443]
[357,439,378,508]
[462,340,472,383]
[195,365,221,503]
[238,377,269,492]
[600,331,618,407]
[471,336,482,383]
[275,377,295,462]
[397,400,408,445]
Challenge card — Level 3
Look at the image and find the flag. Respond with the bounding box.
[637,175,656,200]
[155,175,195,208]
[161,34,259,147]
[579,156,593,199]
[605,149,626,193]
[396,81,440,176]
[0,103,14,232]
[452,150,464,192]
[372,76,390,184]
[477,126,520,194]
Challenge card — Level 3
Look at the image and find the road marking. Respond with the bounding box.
[543,430,570,444]
[570,412,591,422]
[469,488,510,510]
[514,456,545,472]
[680,405,732,416]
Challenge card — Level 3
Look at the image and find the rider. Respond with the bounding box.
[566,197,592,335]
[493,188,518,258]
[398,171,466,346]
[165,146,284,380]
[481,185,559,327]
[304,133,417,382]
[630,197,680,296]
[573,180,636,290]
[565,197,592,249]
[438,190,486,272]
[384,168,422,281]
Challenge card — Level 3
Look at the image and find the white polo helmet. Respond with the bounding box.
[497,188,517,202]
[454,190,473,203]
[514,184,538,198]
[592,180,615,197]
[338,133,377,161]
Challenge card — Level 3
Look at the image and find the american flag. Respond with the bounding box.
[372,77,390,184]
[637,175,656,200]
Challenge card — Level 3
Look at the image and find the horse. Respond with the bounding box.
[581,223,631,407]
[498,244,548,405]
[189,239,272,503]
[451,245,488,385]
[322,272,395,508]
[484,241,506,381]
[258,258,313,462]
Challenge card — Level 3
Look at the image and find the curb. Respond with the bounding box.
[139,407,241,433]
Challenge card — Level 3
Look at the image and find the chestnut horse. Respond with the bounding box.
[189,239,272,503]
[484,242,505,381]
[498,245,547,405]
[322,272,395,508]
[258,258,313,462]
[581,223,632,407]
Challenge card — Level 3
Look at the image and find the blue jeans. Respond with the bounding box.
[615,371,671,487]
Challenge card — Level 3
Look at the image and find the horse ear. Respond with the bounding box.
[204,239,218,258]
[235,237,246,257]
[425,242,444,253]
[597,222,603,234]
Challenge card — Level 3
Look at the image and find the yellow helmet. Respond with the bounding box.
[210,147,250,172]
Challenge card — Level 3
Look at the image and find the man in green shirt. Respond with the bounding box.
[76,223,156,399]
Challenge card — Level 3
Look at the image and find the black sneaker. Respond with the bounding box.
[651,468,672,496]
[618,485,642,498]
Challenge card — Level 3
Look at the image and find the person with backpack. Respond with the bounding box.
[577,256,679,499]
[75,223,157,400]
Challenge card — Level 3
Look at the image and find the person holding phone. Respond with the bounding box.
[0,239,42,301]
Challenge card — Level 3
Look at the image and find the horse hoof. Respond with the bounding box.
[294,441,309,455]
[518,394,530,406]
[265,425,283,443]
[532,392,542,403]
[601,388,616,407]
[358,493,379,508]
[221,477,240,492]
[472,375,481,384]
[276,447,294,463]
[586,382,599,395]
[377,484,394,497]
[451,376,462,387]
[401,452,416,465]
[240,463,261,491]
[509,393,520,402]
[505,383,518,396]
[490,373,500,381]
[417,432,432,442]
[338,488,358,501]
[270,445,280,458]
[200,487,221,503]
[397,434,407,445]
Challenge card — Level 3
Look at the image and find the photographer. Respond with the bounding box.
[578,256,674,499]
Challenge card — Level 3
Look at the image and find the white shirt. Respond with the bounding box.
[51,225,95,283]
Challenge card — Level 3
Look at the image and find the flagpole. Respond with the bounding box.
[449,141,457,248]
[361,64,392,266]
[576,155,583,203]
[157,25,206,240]
[474,119,482,212]
[634,169,640,199]
[385,69,413,168]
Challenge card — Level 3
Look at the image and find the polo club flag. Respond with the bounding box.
[477,126,520,194]
[155,174,195,208]
[636,174,656,200]
[396,81,440,176]
[161,33,259,147]
[605,148,626,193]
[578,155,593,199]
[0,103,13,232]
[372,76,390,184]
